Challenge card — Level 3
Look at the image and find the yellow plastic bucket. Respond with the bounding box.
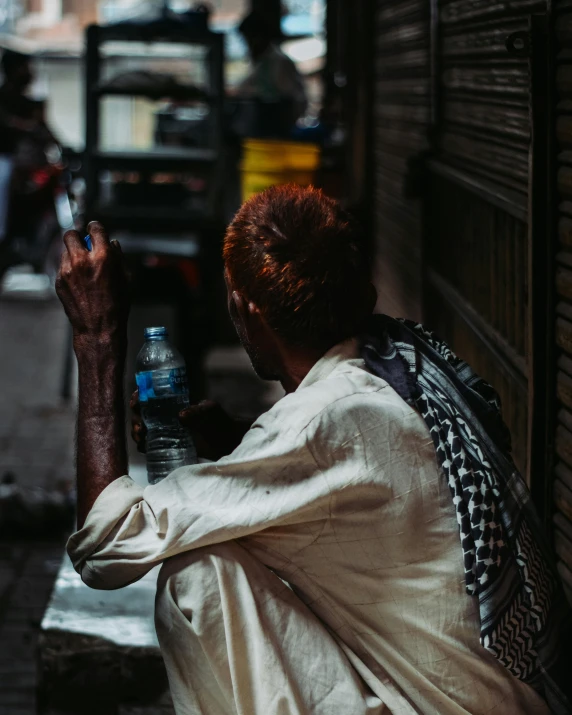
[240,138,321,202]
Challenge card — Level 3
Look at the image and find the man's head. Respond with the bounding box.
[223,185,375,384]
[1,50,33,91]
[238,11,274,61]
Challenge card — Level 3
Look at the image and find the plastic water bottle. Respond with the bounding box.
[135,327,197,484]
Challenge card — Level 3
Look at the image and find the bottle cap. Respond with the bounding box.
[144,326,168,340]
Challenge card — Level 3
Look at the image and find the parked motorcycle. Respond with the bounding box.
[0,143,81,286]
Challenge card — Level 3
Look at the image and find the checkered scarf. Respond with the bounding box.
[361,314,572,714]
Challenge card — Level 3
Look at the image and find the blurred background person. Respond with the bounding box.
[0,49,66,280]
[230,9,307,138]
[0,50,38,245]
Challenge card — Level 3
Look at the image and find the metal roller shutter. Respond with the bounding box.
[424,0,546,478]
[554,0,572,604]
[373,0,430,320]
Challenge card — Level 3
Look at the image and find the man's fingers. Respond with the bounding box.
[179,400,218,425]
[129,390,145,452]
[130,391,143,426]
[56,249,71,292]
[112,238,130,281]
[111,238,123,254]
[131,423,147,453]
[63,230,84,258]
[87,221,110,253]
[59,248,71,275]
[132,422,145,441]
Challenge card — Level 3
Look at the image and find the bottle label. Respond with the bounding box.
[136,367,189,402]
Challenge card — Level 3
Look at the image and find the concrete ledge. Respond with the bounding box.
[38,558,174,714]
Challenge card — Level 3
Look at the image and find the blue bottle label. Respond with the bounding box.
[136,367,188,402]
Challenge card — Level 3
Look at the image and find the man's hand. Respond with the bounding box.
[56,222,129,350]
[130,389,147,454]
[130,390,252,461]
[179,401,253,459]
[9,116,38,132]
[56,222,129,529]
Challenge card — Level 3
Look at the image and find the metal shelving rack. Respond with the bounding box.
[83,18,225,234]
[73,19,226,401]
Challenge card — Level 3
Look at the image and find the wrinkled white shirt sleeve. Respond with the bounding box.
[67,412,327,589]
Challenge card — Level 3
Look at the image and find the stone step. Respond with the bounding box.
[38,556,174,714]
[37,465,174,714]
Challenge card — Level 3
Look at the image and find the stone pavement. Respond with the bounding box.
[0,273,282,714]
[0,298,75,491]
[0,282,76,714]
[0,540,67,714]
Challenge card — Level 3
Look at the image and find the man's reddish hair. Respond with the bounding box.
[223,184,372,350]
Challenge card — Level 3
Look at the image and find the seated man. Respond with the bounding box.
[56,186,570,715]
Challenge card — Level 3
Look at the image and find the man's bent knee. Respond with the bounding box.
[157,540,248,593]
[156,540,256,628]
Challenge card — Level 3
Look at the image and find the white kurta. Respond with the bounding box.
[68,339,550,715]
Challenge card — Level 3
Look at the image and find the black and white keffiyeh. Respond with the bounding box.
[361,314,572,714]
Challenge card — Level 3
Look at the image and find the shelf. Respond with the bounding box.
[92,202,209,222]
[94,85,212,101]
[85,19,224,237]
[111,230,201,257]
[91,22,223,45]
[90,147,217,169]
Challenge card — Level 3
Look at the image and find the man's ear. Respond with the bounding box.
[230,289,245,318]
[231,290,265,338]
[367,283,378,312]
[239,291,268,342]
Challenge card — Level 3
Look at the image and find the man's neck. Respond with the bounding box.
[277,345,326,394]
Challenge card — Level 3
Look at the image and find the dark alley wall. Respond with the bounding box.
[372,0,430,321]
[553,0,572,604]
[372,0,572,603]
[373,0,541,478]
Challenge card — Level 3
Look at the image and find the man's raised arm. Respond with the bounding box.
[56,222,130,528]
